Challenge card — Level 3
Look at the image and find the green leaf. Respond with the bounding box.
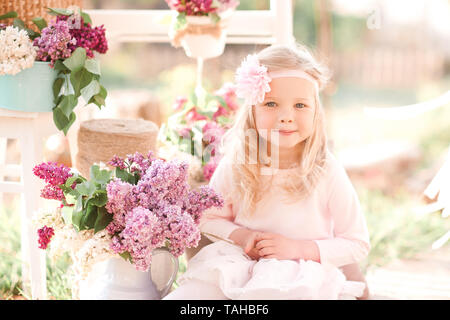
[53,107,70,131]
[63,47,87,73]
[62,112,76,136]
[91,190,108,207]
[47,7,73,16]
[32,17,47,31]
[174,12,186,30]
[90,164,112,184]
[94,207,112,233]
[52,77,64,100]
[25,27,39,40]
[81,80,100,104]
[209,13,220,24]
[80,11,92,25]
[93,95,105,107]
[61,205,74,225]
[99,85,107,99]
[84,59,101,75]
[75,181,96,197]
[64,193,77,205]
[70,68,93,97]
[57,94,77,118]
[12,18,25,29]
[0,11,18,20]
[80,202,98,230]
[54,60,70,72]
[89,165,100,180]
[71,196,83,231]
[119,251,133,263]
[115,167,136,185]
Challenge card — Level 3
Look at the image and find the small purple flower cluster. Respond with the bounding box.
[33,20,74,67]
[108,151,156,177]
[33,162,73,201]
[106,153,224,271]
[56,15,108,58]
[166,0,239,15]
[38,226,55,249]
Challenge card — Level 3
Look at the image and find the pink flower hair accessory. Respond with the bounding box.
[234,54,271,106]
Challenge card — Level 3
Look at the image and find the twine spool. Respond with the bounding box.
[0,0,83,31]
[76,118,159,177]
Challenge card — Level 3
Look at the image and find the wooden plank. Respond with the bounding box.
[85,9,277,44]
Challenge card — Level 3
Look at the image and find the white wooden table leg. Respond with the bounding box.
[0,137,6,203]
[19,124,47,300]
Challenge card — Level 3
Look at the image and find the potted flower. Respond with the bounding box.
[158,82,240,184]
[33,151,224,299]
[165,0,240,59]
[0,7,108,135]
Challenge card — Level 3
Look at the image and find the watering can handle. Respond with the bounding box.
[151,247,179,299]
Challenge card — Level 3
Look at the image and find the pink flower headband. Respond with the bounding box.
[234,54,319,106]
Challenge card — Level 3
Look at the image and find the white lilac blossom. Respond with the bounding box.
[0,26,36,75]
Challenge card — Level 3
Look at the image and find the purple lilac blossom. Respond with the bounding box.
[104,152,224,271]
[33,20,75,67]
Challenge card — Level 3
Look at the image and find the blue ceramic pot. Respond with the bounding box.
[0,61,58,112]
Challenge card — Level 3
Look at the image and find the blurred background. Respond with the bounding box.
[1,0,449,299]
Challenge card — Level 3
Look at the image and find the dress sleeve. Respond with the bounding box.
[313,158,371,267]
[199,158,242,242]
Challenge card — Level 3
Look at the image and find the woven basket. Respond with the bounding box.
[0,0,83,30]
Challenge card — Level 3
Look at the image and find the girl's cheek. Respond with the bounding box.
[254,110,274,131]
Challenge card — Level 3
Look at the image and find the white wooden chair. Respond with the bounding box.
[0,108,57,300]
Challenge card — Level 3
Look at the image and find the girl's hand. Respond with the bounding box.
[255,232,320,262]
[229,228,262,260]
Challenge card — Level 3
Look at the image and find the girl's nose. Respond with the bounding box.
[280,118,293,123]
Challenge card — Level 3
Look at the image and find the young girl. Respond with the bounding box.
[163,43,371,300]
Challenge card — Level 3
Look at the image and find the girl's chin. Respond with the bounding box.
[268,138,304,149]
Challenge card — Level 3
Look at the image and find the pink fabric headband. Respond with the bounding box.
[234,54,319,106]
[269,70,319,93]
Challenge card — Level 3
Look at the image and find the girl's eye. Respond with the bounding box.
[295,103,306,109]
[265,101,276,107]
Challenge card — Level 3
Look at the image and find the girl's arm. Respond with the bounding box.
[198,159,242,242]
[313,161,371,267]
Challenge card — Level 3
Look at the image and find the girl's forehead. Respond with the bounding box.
[267,77,316,99]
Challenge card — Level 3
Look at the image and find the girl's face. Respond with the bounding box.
[253,77,316,149]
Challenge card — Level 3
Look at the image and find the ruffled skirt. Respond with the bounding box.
[179,240,365,300]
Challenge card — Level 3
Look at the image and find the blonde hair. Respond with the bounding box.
[219,43,331,217]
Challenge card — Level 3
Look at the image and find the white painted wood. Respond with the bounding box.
[271,0,294,45]
[0,110,55,300]
[0,137,6,203]
[0,181,24,193]
[85,9,279,44]
[3,164,22,178]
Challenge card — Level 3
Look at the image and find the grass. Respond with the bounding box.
[358,187,449,272]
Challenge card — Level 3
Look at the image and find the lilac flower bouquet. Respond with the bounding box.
[158,82,240,182]
[33,151,224,277]
[0,8,108,135]
[166,0,240,30]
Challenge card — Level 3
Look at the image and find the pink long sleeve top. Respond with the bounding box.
[199,150,371,268]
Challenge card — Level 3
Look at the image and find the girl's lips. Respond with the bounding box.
[277,130,298,135]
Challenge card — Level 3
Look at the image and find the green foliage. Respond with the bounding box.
[358,188,449,272]
[0,8,109,135]
[53,46,107,135]
[63,164,113,233]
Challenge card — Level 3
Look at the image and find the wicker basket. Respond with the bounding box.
[1,0,83,30]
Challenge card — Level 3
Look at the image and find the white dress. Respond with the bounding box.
[173,151,370,300]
